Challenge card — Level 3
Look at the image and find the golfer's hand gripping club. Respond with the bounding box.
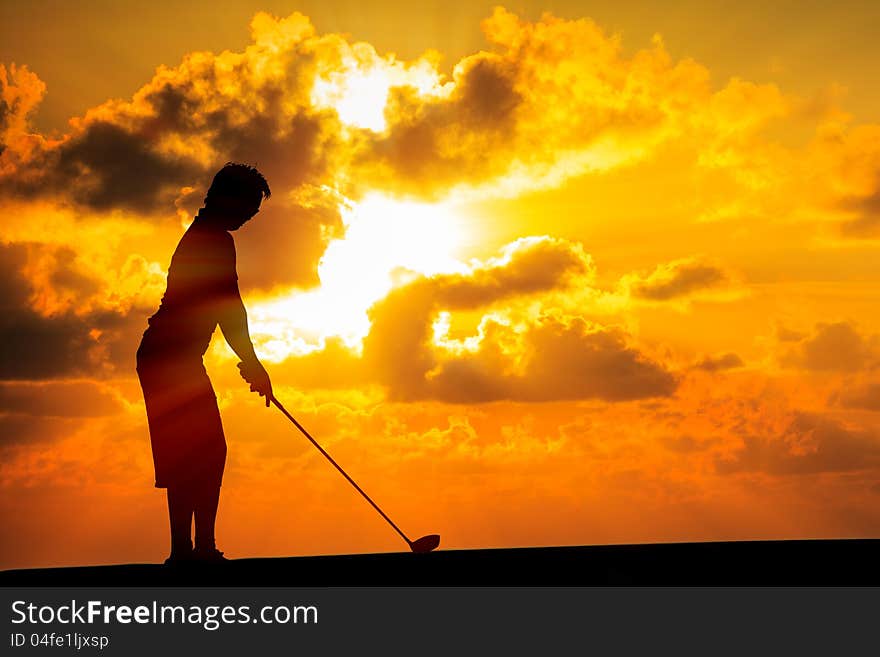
[237,360,273,407]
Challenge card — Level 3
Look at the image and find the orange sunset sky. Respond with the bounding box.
[2,1,880,570]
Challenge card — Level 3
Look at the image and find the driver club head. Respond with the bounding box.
[409,534,441,553]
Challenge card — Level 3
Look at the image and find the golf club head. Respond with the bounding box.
[410,534,441,553]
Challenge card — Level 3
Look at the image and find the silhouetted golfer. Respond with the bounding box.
[137,163,273,565]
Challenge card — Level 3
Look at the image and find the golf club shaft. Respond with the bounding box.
[270,396,412,546]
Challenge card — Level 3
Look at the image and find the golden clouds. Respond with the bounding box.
[818,124,880,236]
[620,256,743,305]
[716,412,880,475]
[833,382,880,412]
[360,50,521,196]
[0,241,149,380]
[362,236,675,401]
[778,321,879,373]
[0,64,48,175]
[3,11,426,213]
[0,64,44,136]
[0,7,821,214]
[0,5,875,408]
[0,380,124,419]
[359,8,718,198]
[694,352,744,372]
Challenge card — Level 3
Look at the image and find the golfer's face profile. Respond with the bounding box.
[219,195,262,230]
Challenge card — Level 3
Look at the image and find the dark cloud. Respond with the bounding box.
[363,237,675,402]
[779,321,877,372]
[775,323,806,342]
[821,123,880,241]
[55,121,201,213]
[1,24,349,293]
[1,110,203,213]
[363,237,592,397]
[1,90,339,220]
[425,316,677,403]
[0,380,123,417]
[437,237,593,307]
[716,412,880,475]
[457,57,521,128]
[694,352,744,372]
[47,248,100,300]
[831,382,880,411]
[0,242,90,378]
[520,318,676,401]
[0,311,93,379]
[624,257,735,302]
[0,242,146,379]
[0,414,79,447]
[838,182,880,238]
[361,53,522,196]
[0,30,341,217]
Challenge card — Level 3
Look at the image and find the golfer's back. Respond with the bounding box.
[145,217,238,358]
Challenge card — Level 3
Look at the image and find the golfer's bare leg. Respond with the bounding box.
[167,486,194,557]
[194,484,221,553]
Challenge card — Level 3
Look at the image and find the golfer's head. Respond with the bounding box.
[204,163,271,230]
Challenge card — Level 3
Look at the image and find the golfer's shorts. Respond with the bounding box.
[136,338,227,490]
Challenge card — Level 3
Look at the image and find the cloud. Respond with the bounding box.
[3,7,861,305]
[0,242,92,378]
[2,6,877,273]
[51,121,202,213]
[357,50,523,196]
[0,242,146,379]
[779,321,878,372]
[0,415,81,448]
[0,63,48,171]
[0,8,803,211]
[807,124,880,238]
[0,380,124,417]
[716,412,880,475]
[774,323,807,343]
[694,352,744,372]
[356,7,778,199]
[429,315,677,403]
[437,236,595,307]
[362,236,676,402]
[1,14,347,291]
[839,186,880,237]
[620,256,742,304]
[830,381,880,411]
[0,14,339,215]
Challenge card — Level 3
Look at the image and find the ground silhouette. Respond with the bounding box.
[1,539,877,586]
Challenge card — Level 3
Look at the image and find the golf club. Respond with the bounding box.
[270,396,440,554]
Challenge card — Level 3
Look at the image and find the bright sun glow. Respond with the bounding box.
[248,195,469,360]
[312,67,391,131]
[311,51,450,131]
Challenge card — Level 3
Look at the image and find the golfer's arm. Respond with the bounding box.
[217,286,261,366]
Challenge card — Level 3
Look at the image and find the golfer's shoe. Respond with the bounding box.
[193,547,228,564]
[163,548,195,566]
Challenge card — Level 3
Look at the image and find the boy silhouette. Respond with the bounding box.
[137,163,273,564]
